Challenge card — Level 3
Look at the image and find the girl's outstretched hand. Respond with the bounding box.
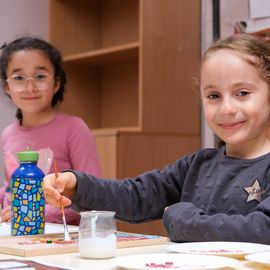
[1,205,11,223]
[43,172,77,208]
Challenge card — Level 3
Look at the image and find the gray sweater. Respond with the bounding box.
[71,147,270,244]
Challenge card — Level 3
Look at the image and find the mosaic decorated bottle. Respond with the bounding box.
[11,148,45,236]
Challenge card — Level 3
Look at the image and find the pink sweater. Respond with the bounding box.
[0,112,100,225]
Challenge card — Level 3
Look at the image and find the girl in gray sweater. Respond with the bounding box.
[43,34,270,244]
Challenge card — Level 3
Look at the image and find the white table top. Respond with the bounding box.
[0,243,269,270]
[0,223,269,269]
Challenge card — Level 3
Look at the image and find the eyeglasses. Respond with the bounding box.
[6,73,52,92]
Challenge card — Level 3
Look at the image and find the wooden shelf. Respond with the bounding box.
[50,0,201,236]
[64,42,139,66]
[92,127,141,136]
[49,0,139,55]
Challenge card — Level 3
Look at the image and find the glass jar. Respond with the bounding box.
[79,211,116,259]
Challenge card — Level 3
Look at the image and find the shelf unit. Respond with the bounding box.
[49,0,201,235]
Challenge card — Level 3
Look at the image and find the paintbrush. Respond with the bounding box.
[53,159,71,241]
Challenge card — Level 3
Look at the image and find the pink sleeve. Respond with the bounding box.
[45,117,100,225]
[68,118,101,177]
[0,185,6,205]
[45,204,80,225]
[0,182,11,208]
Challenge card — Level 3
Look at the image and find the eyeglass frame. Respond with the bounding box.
[6,73,54,92]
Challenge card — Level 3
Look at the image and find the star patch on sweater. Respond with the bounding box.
[244,179,264,203]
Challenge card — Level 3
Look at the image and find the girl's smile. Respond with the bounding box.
[22,96,42,100]
[219,120,246,130]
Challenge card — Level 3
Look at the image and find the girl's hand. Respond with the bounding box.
[43,172,77,208]
[1,205,11,223]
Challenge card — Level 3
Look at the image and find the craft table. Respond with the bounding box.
[0,223,269,269]
[0,243,269,269]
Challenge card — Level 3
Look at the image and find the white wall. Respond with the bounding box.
[0,0,48,183]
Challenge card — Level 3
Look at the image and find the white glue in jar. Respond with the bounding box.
[79,211,116,259]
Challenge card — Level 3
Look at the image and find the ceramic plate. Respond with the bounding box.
[245,251,270,267]
[167,242,270,259]
[112,253,240,270]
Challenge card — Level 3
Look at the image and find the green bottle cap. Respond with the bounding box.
[17,147,39,162]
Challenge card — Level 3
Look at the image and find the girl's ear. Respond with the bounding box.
[53,77,61,93]
[5,84,11,98]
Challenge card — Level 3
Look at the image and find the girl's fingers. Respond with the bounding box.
[60,196,72,207]
[2,206,11,222]
[2,212,11,222]
[43,173,63,198]
[43,172,75,208]
[2,205,11,215]
[44,193,71,208]
[44,184,62,200]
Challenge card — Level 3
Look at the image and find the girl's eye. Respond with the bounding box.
[13,75,25,81]
[207,93,220,100]
[34,74,48,81]
[237,90,249,97]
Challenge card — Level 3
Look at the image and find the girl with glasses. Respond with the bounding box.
[0,37,100,225]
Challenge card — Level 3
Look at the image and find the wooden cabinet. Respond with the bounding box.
[49,0,201,235]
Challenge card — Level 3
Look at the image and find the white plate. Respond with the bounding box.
[245,251,270,267]
[112,253,241,270]
[167,242,270,259]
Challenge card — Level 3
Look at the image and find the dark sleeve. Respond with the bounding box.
[70,155,193,223]
[163,194,270,244]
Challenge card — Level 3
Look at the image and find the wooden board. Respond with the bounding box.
[116,231,167,248]
[0,232,168,257]
[0,233,78,257]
